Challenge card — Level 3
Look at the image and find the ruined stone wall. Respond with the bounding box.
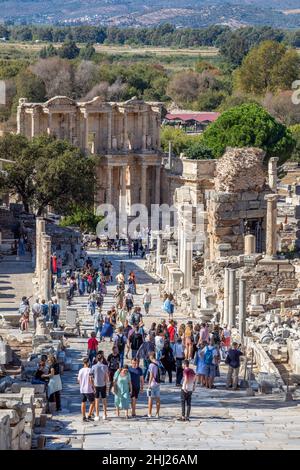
[207,148,270,260]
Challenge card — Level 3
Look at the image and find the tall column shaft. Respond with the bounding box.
[228,269,236,328]
[184,241,193,288]
[265,194,277,258]
[223,267,229,325]
[155,165,161,205]
[85,113,89,153]
[156,233,162,276]
[119,165,127,215]
[41,234,51,301]
[36,218,45,297]
[239,278,246,342]
[107,112,112,151]
[268,157,279,192]
[106,166,112,205]
[141,165,147,207]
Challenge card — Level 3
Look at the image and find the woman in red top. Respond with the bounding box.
[87,331,98,366]
[167,320,177,351]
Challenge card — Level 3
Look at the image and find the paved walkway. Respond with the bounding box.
[41,248,300,450]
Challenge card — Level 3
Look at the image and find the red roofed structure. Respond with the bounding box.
[163,111,220,133]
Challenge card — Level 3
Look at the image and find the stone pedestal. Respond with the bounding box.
[56,286,69,317]
[268,157,279,192]
[244,234,256,255]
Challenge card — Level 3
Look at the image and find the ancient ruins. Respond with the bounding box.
[17,96,162,213]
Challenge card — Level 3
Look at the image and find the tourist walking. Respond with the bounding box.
[178,360,196,422]
[125,290,134,313]
[32,298,41,331]
[183,321,194,360]
[77,358,95,422]
[136,333,155,380]
[160,340,175,384]
[127,325,144,359]
[90,353,109,421]
[147,353,161,418]
[226,342,243,390]
[51,299,60,328]
[114,327,127,367]
[113,365,132,419]
[129,358,144,417]
[173,337,185,386]
[94,310,103,340]
[107,346,121,393]
[101,312,114,341]
[194,340,207,386]
[201,337,220,389]
[46,355,62,412]
[142,287,152,315]
[87,331,98,367]
[41,299,49,322]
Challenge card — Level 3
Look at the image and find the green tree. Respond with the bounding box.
[0,135,96,215]
[14,70,46,108]
[202,103,295,163]
[289,125,300,162]
[58,40,80,60]
[79,43,96,60]
[39,44,57,58]
[235,41,300,95]
[60,206,102,233]
[185,141,214,160]
[161,127,196,156]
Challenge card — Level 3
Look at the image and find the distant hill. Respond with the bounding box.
[1,0,300,28]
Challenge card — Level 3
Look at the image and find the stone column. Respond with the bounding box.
[156,232,163,276]
[35,218,46,294]
[223,267,229,326]
[265,194,278,258]
[47,112,52,136]
[69,112,75,144]
[31,109,38,138]
[106,166,112,205]
[155,165,161,205]
[228,268,236,328]
[142,112,147,150]
[184,241,193,288]
[239,277,246,342]
[119,165,127,216]
[41,234,51,301]
[268,157,279,192]
[107,112,112,151]
[244,234,256,255]
[141,164,147,207]
[123,112,128,150]
[84,112,89,153]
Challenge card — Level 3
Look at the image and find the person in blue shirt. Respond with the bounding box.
[128,358,144,417]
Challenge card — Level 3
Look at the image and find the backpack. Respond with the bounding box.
[117,334,125,353]
[152,364,161,384]
[204,347,214,365]
[131,332,143,351]
[130,312,140,326]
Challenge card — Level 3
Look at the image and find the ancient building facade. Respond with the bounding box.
[17,96,163,214]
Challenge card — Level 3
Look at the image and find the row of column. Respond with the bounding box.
[105,164,161,209]
[223,268,246,340]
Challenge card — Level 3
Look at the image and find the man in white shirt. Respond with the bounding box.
[77,358,95,422]
[142,288,152,315]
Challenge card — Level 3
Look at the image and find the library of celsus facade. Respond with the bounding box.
[17,96,162,214]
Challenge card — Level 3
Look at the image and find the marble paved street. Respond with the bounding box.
[42,248,300,450]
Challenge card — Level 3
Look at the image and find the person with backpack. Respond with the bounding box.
[107,346,121,393]
[90,353,109,421]
[147,352,161,418]
[51,299,60,328]
[129,358,144,418]
[130,307,142,327]
[127,325,144,359]
[114,326,127,367]
[201,337,220,389]
[41,299,49,323]
[125,289,134,313]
